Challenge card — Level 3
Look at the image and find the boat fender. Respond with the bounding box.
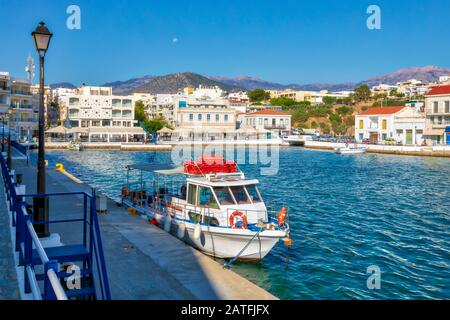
[194,223,202,240]
[277,207,287,227]
[149,218,159,226]
[177,223,186,239]
[283,237,293,247]
[164,214,172,232]
[229,211,248,229]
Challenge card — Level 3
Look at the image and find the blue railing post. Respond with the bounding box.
[23,214,32,294]
[44,261,59,300]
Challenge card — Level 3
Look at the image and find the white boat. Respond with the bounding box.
[67,141,83,151]
[282,134,313,146]
[335,144,368,154]
[121,156,291,261]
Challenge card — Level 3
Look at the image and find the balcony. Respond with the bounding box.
[264,125,287,130]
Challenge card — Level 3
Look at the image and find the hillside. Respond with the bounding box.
[132,72,244,94]
[50,65,450,94]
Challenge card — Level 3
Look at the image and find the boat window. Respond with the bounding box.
[213,187,235,206]
[246,185,262,203]
[187,184,197,205]
[230,186,251,205]
[198,186,219,209]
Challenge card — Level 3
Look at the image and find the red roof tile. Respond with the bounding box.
[426,85,450,96]
[359,106,406,116]
[246,110,289,116]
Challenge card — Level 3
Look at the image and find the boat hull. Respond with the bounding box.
[335,148,367,154]
[123,200,287,261]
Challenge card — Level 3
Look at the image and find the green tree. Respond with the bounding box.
[320,123,331,134]
[269,97,297,108]
[134,101,147,122]
[142,117,170,133]
[311,121,318,129]
[336,106,353,115]
[323,96,337,105]
[247,89,270,102]
[353,84,372,102]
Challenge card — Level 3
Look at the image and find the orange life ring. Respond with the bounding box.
[121,186,127,199]
[229,211,248,229]
[277,207,287,226]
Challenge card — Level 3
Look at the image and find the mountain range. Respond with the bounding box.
[51,66,450,94]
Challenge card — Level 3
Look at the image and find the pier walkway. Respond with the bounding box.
[0,177,20,299]
[9,158,276,300]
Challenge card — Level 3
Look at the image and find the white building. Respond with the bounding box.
[228,91,249,113]
[237,110,292,137]
[355,106,425,145]
[58,85,138,129]
[191,85,225,100]
[0,72,11,115]
[424,85,450,145]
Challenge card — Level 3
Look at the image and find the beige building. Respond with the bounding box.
[174,101,236,141]
[424,85,450,145]
[238,110,292,137]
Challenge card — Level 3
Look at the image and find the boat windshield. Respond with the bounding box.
[246,185,262,203]
[198,186,219,209]
[213,187,235,206]
[230,186,251,205]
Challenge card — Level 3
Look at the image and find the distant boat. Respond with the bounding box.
[335,144,368,155]
[67,141,83,151]
[283,134,313,146]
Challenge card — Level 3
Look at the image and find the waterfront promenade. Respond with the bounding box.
[2,157,276,300]
[303,140,450,157]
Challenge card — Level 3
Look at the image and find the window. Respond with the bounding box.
[245,185,262,203]
[224,114,229,122]
[213,187,235,205]
[438,116,443,125]
[230,186,251,205]
[198,114,203,121]
[189,114,193,121]
[359,133,364,140]
[434,101,439,113]
[382,133,387,141]
[215,114,220,122]
[198,186,219,209]
[445,101,450,113]
[187,184,197,205]
[359,120,364,129]
[207,114,211,122]
[382,119,387,130]
[259,118,263,125]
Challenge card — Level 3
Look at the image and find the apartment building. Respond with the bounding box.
[0,72,11,115]
[57,85,138,129]
[424,85,450,145]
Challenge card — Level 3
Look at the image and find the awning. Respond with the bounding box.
[45,126,68,134]
[157,127,174,134]
[88,127,146,135]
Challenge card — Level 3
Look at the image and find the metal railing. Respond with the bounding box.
[1,154,111,300]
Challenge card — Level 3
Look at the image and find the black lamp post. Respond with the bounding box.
[32,21,52,237]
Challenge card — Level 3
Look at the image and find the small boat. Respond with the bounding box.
[335,144,367,154]
[121,155,291,261]
[282,134,313,146]
[67,141,83,151]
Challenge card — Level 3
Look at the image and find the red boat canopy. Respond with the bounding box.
[184,155,237,175]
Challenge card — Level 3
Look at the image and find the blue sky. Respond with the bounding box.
[0,0,449,85]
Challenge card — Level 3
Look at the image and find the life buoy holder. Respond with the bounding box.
[121,186,128,199]
[229,211,248,229]
[277,207,287,226]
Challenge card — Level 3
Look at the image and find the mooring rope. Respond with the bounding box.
[223,227,264,269]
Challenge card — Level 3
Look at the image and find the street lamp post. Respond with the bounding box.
[32,22,52,237]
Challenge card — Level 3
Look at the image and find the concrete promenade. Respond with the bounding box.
[4,157,276,300]
[304,140,450,157]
